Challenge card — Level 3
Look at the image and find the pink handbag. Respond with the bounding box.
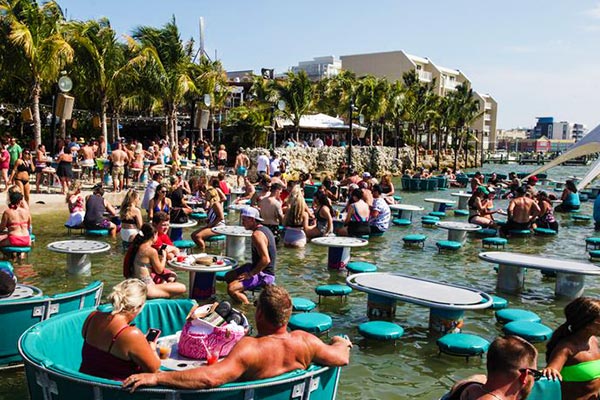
[178,321,246,360]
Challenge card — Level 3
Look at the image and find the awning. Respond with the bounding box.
[276,113,366,132]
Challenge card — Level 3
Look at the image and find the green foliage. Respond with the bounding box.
[222,105,270,148]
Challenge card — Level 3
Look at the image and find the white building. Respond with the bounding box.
[291,56,341,80]
[549,121,587,141]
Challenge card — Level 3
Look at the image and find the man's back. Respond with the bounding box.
[111,149,127,164]
[510,196,538,223]
[259,196,282,225]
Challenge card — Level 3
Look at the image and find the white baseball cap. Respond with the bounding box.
[241,207,264,222]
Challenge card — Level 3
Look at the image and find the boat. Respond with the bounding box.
[19,298,342,400]
[484,151,518,164]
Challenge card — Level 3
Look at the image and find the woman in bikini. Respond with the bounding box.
[65,180,85,228]
[123,223,186,299]
[191,188,225,251]
[467,186,499,228]
[56,146,74,195]
[0,190,31,248]
[147,184,171,222]
[337,188,371,238]
[9,150,34,204]
[306,191,333,240]
[120,189,143,243]
[79,279,160,381]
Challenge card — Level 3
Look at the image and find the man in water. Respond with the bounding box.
[123,285,352,391]
[259,183,284,243]
[233,148,250,187]
[501,186,540,236]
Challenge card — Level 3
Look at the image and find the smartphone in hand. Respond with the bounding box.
[145,328,161,342]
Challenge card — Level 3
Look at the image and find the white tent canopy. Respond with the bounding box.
[525,123,600,190]
[276,113,366,132]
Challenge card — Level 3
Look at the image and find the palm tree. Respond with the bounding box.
[0,0,73,146]
[355,75,389,145]
[384,80,405,157]
[272,70,314,142]
[449,83,482,170]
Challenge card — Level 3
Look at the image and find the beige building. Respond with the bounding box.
[340,50,498,149]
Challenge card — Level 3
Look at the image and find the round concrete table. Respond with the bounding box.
[3,284,43,300]
[436,221,482,244]
[169,219,198,242]
[450,192,472,210]
[347,272,492,335]
[230,188,245,204]
[388,204,424,221]
[211,225,252,260]
[47,240,111,275]
[311,236,368,270]
[479,251,600,298]
[168,254,238,301]
[424,198,456,212]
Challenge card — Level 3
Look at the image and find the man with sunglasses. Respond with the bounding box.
[448,335,540,399]
[124,284,352,392]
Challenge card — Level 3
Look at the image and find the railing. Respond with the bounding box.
[484,102,492,110]
[484,114,492,121]
[443,79,458,89]
[417,70,432,82]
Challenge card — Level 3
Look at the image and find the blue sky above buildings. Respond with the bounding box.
[58,0,600,130]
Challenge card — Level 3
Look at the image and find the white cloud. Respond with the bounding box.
[585,3,600,19]
[583,24,600,32]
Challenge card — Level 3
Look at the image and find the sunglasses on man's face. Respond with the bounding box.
[519,368,543,381]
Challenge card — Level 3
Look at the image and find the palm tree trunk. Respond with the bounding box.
[412,125,418,169]
[171,109,178,145]
[211,109,215,142]
[32,83,42,147]
[101,98,109,149]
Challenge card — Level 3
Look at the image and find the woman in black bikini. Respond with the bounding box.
[9,150,34,204]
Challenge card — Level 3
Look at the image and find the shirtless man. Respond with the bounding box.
[259,183,284,242]
[234,148,250,187]
[79,142,95,182]
[110,142,129,192]
[501,186,540,236]
[123,285,351,392]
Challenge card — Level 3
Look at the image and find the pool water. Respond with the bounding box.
[1,164,597,399]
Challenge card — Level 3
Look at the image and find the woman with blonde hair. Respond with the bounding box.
[283,186,313,247]
[191,187,225,250]
[65,180,85,227]
[120,189,143,243]
[79,279,160,380]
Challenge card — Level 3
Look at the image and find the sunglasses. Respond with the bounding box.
[159,190,167,193]
[519,368,543,381]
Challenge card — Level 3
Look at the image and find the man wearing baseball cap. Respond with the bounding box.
[225,207,277,304]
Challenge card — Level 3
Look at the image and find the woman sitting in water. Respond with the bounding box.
[65,180,85,228]
[123,223,186,299]
[306,191,333,240]
[467,186,499,228]
[534,191,559,232]
[147,183,172,222]
[555,180,580,213]
[0,190,31,248]
[337,188,371,238]
[282,185,313,247]
[542,297,600,400]
[120,189,143,243]
[191,187,225,251]
[79,279,160,381]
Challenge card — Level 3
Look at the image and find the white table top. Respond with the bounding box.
[157,333,207,371]
[388,204,424,212]
[450,192,472,198]
[230,188,246,195]
[169,220,198,229]
[311,236,369,248]
[1,284,43,301]
[168,254,238,273]
[346,272,492,310]
[47,240,111,255]
[436,221,482,232]
[212,225,252,237]
[424,198,456,204]
[479,252,600,275]
[229,204,248,211]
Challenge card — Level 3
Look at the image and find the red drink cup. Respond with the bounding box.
[176,255,186,262]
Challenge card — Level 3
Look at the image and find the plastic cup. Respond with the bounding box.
[206,352,218,365]
[158,344,171,360]
[176,255,186,262]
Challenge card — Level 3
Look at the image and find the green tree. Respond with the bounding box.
[272,70,314,142]
[355,75,389,145]
[222,105,270,148]
[448,83,482,170]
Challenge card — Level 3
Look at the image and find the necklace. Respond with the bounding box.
[479,387,504,400]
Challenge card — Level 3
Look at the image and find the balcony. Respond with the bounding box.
[443,79,458,90]
[484,102,492,110]
[484,114,492,122]
[417,70,432,82]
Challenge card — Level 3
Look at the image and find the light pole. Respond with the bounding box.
[199,94,211,142]
[51,72,72,152]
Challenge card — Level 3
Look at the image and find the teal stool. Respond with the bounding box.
[496,220,507,227]
[29,233,36,244]
[393,195,402,202]
[173,239,196,254]
[586,237,600,249]
[403,234,427,247]
[347,261,378,274]
[292,297,316,312]
[358,321,404,341]
[422,215,440,222]
[476,228,498,237]
[508,229,531,237]
[570,209,581,213]
[573,214,591,222]
[86,229,109,237]
[315,284,352,302]
[190,212,208,220]
[495,308,541,324]
[288,312,332,334]
[206,234,226,243]
[429,211,446,218]
[392,218,411,226]
[454,210,469,217]
[65,223,85,234]
[590,250,600,259]
[369,231,385,238]
[437,333,490,360]
[534,228,557,236]
[489,295,508,310]
[215,270,228,282]
[1,246,32,259]
[482,237,507,249]
[436,240,462,252]
[503,321,553,343]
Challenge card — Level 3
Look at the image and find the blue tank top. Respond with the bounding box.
[252,226,276,276]
[84,194,106,225]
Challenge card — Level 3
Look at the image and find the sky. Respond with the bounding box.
[58,0,600,130]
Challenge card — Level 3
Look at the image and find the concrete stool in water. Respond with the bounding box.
[358,321,404,342]
[315,284,352,303]
[288,312,332,334]
[422,215,440,222]
[454,210,469,217]
[482,237,507,249]
[508,229,532,237]
[495,308,541,324]
[488,295,508,310]
[346,261,377,274]
[429,211,446,218]
[436,240,462,252]
[534,228,557,236]
[437,333,490,360]
[590,250,600,259]
[476,228,498,237]
[206,234,226,248]
[503,321,553,343]
[190,212,207,220]
[573,214,592,223]
[1,246,32,259]
[85,229,109,237]
[403,234,427,247]
[586,237,600,250]
[173,239,196,254]
[292,297,316,312]
[392,218,411,226]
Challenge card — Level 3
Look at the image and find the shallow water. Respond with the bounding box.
[0,164,597,399]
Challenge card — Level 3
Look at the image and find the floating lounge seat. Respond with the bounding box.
[403,234,427,247]
[392,218,411,226]
[288,312,332,334]
[534,228,557,236]
[358,321,404,341]
[85,229,109,237]
[292,297,316,312]
[315,284,352,302]
[346,261,378,274]
[437,333,490,360]
[215,270,228,282]
[489,295,508,310]
[482,237,507,249]
[173,239,196,249]
[495,308,541,324]
[508,229,531,237]
[503,320,553,343]
[586,237,600,249]
[429,211,446,218]
[454,210,469,217]
[475,228,498,237]
[436,240,462,252]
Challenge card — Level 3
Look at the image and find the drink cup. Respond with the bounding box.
[158,344,171,360]
[206,352,218,365]
[176,255,186,262]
